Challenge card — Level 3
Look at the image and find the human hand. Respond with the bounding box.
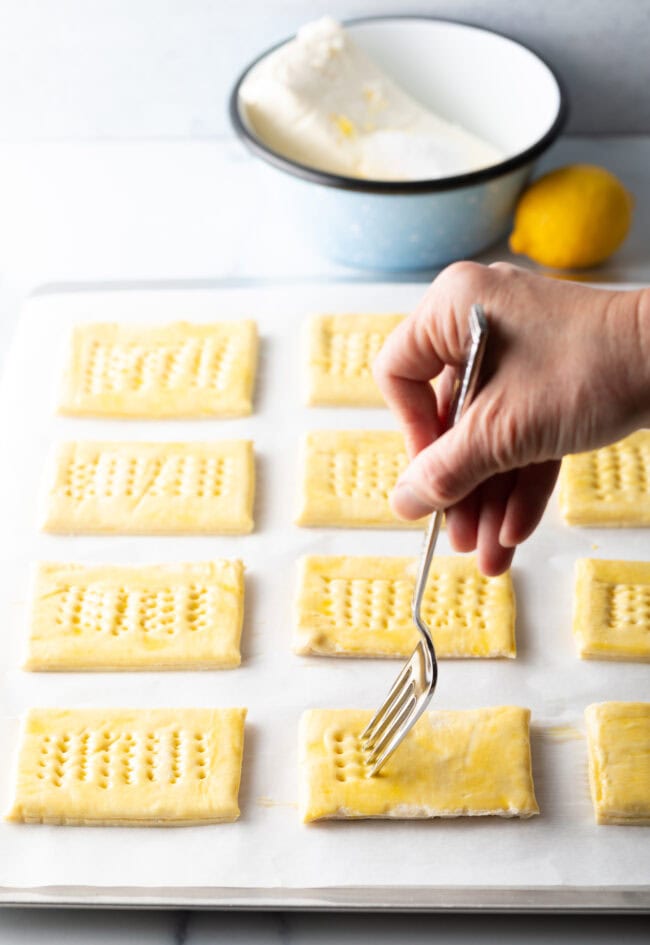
[373,262,650,575]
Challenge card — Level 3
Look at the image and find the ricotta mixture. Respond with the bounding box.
[240,17,503,182]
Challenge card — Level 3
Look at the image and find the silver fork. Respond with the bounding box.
[361,303,489,776]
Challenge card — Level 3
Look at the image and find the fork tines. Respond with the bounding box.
[361,641,430,776]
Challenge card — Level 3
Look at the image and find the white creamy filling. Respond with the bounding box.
[240,16,503,181]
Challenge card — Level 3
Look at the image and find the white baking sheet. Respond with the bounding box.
[0,283,648,905]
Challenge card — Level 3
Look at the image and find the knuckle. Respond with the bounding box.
[437,260,484,292]
[488,260,519,275]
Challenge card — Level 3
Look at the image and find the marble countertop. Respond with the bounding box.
[0,134,648,937]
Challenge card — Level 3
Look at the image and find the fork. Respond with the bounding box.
[361,303,489,776]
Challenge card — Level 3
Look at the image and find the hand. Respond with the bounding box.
[373,262,650,575]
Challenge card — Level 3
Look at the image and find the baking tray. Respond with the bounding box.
[0,283,648,911]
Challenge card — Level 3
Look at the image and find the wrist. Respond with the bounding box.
[604,287,650,429]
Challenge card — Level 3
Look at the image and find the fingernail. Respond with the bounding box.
[391,482,432,520]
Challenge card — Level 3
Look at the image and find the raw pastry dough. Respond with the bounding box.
[43,440,255,534]
[294,555,515,658]
[573,558,650,661]
[585,702,650,825]
[25,560,244,671]
[306,313,404,406]
[7,707,246,825]
[559,431,650,526]
[59,320,258,418]
[295,430,425,528]
[299,706,538,822]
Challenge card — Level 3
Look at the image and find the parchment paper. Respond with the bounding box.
[0,284,648,896]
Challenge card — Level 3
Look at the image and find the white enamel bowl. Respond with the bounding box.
[230,17,567,271]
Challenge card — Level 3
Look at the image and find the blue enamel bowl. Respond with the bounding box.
[230,16,567,271]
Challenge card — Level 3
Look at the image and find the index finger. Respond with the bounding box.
[373,267,473,457]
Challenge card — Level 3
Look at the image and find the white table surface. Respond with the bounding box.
[0,133,649,369]
[0,133,648,937]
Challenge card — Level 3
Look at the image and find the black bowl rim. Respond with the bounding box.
[229,14,569,195]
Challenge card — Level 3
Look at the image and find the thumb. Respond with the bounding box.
[392,407,502,518]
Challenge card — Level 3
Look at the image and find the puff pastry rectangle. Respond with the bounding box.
[559,431,650,526]
[585,702,650,825]
[43,440,254,534]
[59,321,258,418]
[7,707,246,825]
[294,555,515,658]
[26,560,244,671]
[300,706,538,822]
[306,313,404,406]
[573,559,650,661]
[295,431,425,528]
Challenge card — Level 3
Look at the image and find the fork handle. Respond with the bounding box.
[411,304,489,638]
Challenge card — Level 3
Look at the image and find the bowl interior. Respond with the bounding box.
[238,17,562,167]
[345,18,561,159]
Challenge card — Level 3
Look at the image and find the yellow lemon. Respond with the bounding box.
[509,164,633,269]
